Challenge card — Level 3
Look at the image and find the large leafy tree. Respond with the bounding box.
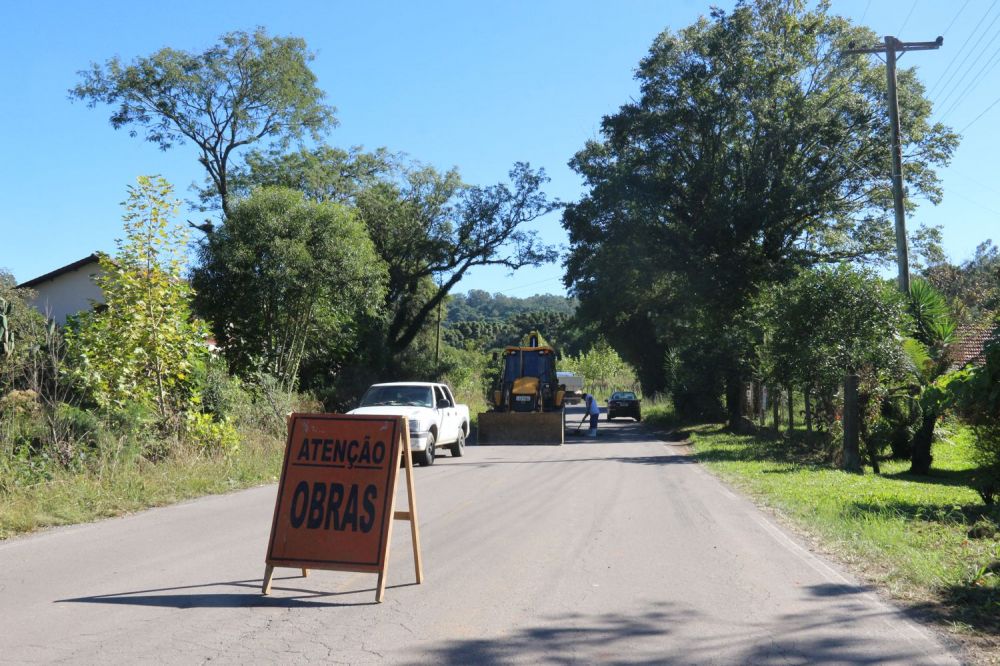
[240,147,560,359]
[70,28,336,218]
[564,0,956,424]
[190,187,386,391]
[230,145,396,206]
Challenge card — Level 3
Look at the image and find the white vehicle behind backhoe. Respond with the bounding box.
[348,382,470,467]
[557,371,584,404]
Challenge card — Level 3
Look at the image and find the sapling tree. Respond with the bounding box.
[66,176,210,421]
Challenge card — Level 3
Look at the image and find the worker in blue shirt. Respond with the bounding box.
[583,392,601,438]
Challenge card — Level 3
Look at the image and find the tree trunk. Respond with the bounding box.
[753,382,764,424]
[726,371,743,431]
[843,374,861,472]
[909,409,937,475]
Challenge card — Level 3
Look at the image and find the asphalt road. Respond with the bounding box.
[0,407,960,664]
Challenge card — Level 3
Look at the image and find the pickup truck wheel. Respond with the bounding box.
[417,433,436,467]
[450,430,466,457]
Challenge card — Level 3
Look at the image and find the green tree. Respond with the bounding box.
[70,28,336,218]
[231,145,397,206]
[924,240,1000,323]
[66,177,209,420]
[240,149,559,361]
[560,340,640,398]
[191,186,387,392]
[759,267,907,457]
[563,0,956,426]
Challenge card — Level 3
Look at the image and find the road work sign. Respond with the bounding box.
[262,413,423,602]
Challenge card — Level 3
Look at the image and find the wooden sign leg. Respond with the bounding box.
[375,567,388,603]
[402,426,424,584]
[376,507,395,603]
[301,568,309,577]
[262,565,275,595]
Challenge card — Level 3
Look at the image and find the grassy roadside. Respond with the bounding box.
[0,432,285,539]
[677,423,1000,661]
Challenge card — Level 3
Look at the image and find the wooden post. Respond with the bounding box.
[786,385,794,432]
[772,386,781,433]
[804,386,813,433]
[843,374,861,472]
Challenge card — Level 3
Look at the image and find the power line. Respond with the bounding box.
[495,275,564,295]
[898,0,919,35]
[947,187,1000,217]
[941,0,972,36]
[859,0,872,24]
[933,10,1000,113]
[928,0,999,98]
[937,35,1000,122]
[956,90,1000,132]
[947,167,1000,200]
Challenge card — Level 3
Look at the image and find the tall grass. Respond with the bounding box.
[0,427,285,539]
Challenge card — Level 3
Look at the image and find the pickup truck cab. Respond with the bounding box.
[348,382,470,467]
[557,371,584,404]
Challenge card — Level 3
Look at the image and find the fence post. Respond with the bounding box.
[804,386,813,433]
[843,374,861,472]
[786,385,794,431]
[772,386,781,432]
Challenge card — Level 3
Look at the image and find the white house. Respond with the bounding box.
[17,254,106,325]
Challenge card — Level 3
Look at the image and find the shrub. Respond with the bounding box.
[184,411,240,456]
[197,358,254,424]
[50,403,103,467]
[947,334,1000,504]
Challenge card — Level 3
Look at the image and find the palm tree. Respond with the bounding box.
[903,279,957,475]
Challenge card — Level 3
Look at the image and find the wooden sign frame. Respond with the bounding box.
[261,413,423,602]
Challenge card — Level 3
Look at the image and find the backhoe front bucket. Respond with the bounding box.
[477,410,565,445]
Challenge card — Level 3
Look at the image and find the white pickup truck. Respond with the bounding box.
[557,371,584,404]
[348,382,470,467]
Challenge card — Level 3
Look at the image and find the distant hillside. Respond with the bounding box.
[446,290,576,323]
[443,290,584,354]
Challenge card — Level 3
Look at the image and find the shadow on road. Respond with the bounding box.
[446,454,698,466]
[57,577,419,609]
[403,600,936,665]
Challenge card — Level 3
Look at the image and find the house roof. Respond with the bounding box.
[16,254,102,289]
[949,322,998,369]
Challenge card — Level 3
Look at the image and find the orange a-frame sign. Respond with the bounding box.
[261,413,423,602]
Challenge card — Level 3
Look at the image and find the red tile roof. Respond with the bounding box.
[949,322,998,369]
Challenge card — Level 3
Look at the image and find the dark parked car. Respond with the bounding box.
[607,391,641,421]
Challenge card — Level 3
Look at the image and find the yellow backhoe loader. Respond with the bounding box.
[477,331,565,445]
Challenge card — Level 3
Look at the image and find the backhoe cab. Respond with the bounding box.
[478,332,566,445]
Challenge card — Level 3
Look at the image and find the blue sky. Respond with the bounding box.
[2,1,998,298]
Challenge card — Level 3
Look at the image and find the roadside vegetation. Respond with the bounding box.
[681,423,999,654]
[2,2,999,656]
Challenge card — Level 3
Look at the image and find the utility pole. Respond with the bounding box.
[434,274,443,372]
[843,35,942,294]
